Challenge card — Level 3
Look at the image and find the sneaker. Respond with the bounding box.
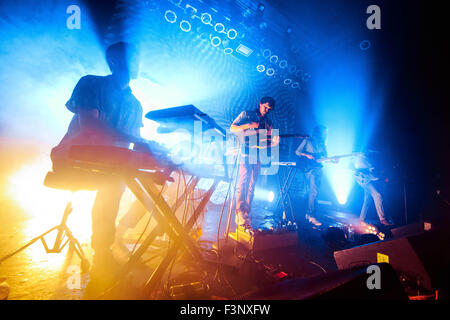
[305,214,322,227]
[235,210,250,227]
[380,219,394,227]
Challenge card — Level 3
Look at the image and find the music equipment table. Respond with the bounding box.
[68,144,220,298]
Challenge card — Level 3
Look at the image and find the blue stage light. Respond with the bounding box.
[210,36,221,47]
[269,55,279,64]
[227,29,238,40]
[180,20,191,32]
[236,44,253,57]
[201,13,212,25]
[262,49,271,58]
[214,23,225,33]
[266,68,275,76]
[164,10,177,23]
[223,48,233,55]
[254,188,275,203]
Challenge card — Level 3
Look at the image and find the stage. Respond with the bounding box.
[0,0,449,305]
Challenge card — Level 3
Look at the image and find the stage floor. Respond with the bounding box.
[0,191,351,300]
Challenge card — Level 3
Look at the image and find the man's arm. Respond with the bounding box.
[230,122,259,133]
[77,108,143,144]
[295,139,314,159]
[230,111,259,134]
[266,126,280,147]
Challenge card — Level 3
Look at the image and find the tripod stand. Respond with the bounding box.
[0,201,90,272]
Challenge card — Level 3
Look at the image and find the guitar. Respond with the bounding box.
[298,152,362,171]
[353,168,379,185]
[227,133,309,155]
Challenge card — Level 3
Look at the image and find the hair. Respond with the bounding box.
[259,96,276,109]
[105,41,138,71]
[312,124,327,138]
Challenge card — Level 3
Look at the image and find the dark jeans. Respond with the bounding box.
[90,178,125,252]
[358,181,386,223]
[305,168,322,217]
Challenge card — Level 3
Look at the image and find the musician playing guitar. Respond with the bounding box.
[352,152,394,226]
[230,96,280,230]
[295,125,337,226]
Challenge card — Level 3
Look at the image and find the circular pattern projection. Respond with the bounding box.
[266,68,275,76]
[360,40,371,50]
[201,13,212,25]
[180,20,191,32]
[164,10,177,23]
[210,36,221,47]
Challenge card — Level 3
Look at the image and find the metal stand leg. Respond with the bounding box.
[0,202,90,272]
[224,146,241,240]
[142,179,219,298]
[275,167,296,222]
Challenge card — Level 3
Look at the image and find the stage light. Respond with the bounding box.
[180,20,191,32]
[236,44,253,57]
[360,40,371,50]
[325,166,353,205]
[283,78,292,85]
[227,29,237,40]
[256,65,265,72]
[269,55,278,64]
[223,48,233,54]
[210,36,221,47]
[214,23,225,33]
[302,72,311,81]
[164,10,177,23]
[262,49,271,58]
[279,60,288,69]
[266,68,275,76]
[201,12,212,25]
[258,3,265,12]
[254,188,274,203]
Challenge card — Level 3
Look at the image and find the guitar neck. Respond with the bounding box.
[317,153,357,162]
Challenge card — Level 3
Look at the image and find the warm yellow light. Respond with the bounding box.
[6,155,96,269]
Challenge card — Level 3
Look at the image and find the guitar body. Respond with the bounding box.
[354,168,379,185]
[296,157,324,172]
[296,152,361,172]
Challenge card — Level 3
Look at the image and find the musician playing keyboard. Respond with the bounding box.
[51,42,151,275]
[230,96,280,230]
[295,125,337,226]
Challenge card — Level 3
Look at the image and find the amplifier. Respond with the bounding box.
[228,226,298,251]
[334,230,450,292]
